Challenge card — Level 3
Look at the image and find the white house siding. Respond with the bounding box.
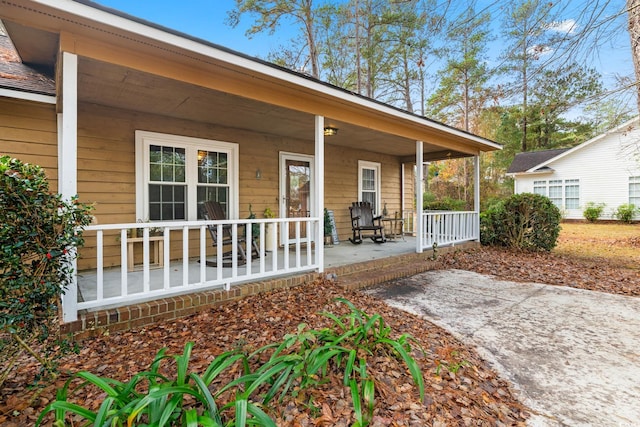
[514,122,640,220]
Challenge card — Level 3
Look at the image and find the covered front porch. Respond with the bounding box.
[0,1,498,328]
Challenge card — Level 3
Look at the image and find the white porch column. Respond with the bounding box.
[59,52,79,323]
[315,115,325,272]
[416,141,424,253]
[474,154,481,241]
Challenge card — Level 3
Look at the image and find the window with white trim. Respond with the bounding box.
[136,131,239,221]
[564,179,580,209]
[358,160,381,214]
[548,180,563,209]
[533,180,547,196]
[630,176,640,206]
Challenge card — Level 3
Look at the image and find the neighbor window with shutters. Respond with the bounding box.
[136,131,238,221]
[358,160,381,214]
[548,180,563,209]
[564,179,580,209]
[630,176,640,206]
[533,180,547,196]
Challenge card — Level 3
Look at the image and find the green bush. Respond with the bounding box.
[0,156,93,381]
[480,193,561,251]
[583,202,606,222]
[614,203,638,223]
[39,299,426,427]
[423,192,466,211]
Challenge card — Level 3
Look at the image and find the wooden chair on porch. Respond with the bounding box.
[201,201,260,266]
[348,201,386,244]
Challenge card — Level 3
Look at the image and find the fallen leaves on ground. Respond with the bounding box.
[6,242,636,426]
[437,246,640,297]
[0,278,529,426]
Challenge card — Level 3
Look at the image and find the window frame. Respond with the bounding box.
[548,179,563,209]
[564,179,580,210]
[630,176,640,206]
[358,160,381,214]
[533,180,547,196]
[135,131,239,222]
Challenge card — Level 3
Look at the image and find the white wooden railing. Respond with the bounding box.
[65,218,320,321]
[420,211,479,249]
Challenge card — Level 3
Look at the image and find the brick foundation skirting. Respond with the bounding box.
[62,242,477,339]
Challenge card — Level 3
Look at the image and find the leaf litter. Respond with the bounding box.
[5,242,636,426]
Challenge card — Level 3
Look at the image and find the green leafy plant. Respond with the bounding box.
[614,203,638,223]
[434,347,471,375]
[423,192,466,211]
[583,202,606,222]
[37,342,274,427]
[480,193,561,251]
[263,207,275,219]
[323,208,333,237]
[247,204,259,239]
[0,156,93,385]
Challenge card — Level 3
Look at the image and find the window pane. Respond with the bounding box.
[175,165,185,182]
[150,164,162,182]
[149,204,160,221]
[362,168,375,191]
[175,202,185,219]
[162,165,173,182]
[549,184,562,209]
[149,145,161,162]
[149,185,160,202]
[197,186,230,219]
[630,177,640,205]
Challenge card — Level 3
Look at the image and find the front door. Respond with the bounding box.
[279,152,314,244]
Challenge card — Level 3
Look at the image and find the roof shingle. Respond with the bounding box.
[507,148,570,174]
[0,29,55,96]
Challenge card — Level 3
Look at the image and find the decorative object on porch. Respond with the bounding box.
[325,208,340,245]
[247,204,260,240]
[348,201,386,244]
[323,208,333,246]
[323,126,338,136]
[202,201,260,266]
[263,207,277,252]
[127,236,164,272]
[127,219,163,238]
[382,211,405,241]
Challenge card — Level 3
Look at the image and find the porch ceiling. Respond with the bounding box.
[77,57,458,160]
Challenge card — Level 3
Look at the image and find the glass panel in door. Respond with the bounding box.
[284,158,311,242]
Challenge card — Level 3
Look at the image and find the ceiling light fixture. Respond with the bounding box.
[323,126,338,136]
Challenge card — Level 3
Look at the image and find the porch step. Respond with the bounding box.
[329,242,476,291]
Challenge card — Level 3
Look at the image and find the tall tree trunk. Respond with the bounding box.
[628,0,640,112]
[521,49,528,152]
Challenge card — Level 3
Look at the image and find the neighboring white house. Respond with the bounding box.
[507,117,640,220]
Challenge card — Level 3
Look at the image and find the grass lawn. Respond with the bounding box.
[555,221,639,269]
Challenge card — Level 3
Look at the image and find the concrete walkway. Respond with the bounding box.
[365,269,640,427]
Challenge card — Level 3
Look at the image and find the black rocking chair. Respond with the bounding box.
[348,201,386,244]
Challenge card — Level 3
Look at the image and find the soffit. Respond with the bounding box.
[78,57,453,158]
